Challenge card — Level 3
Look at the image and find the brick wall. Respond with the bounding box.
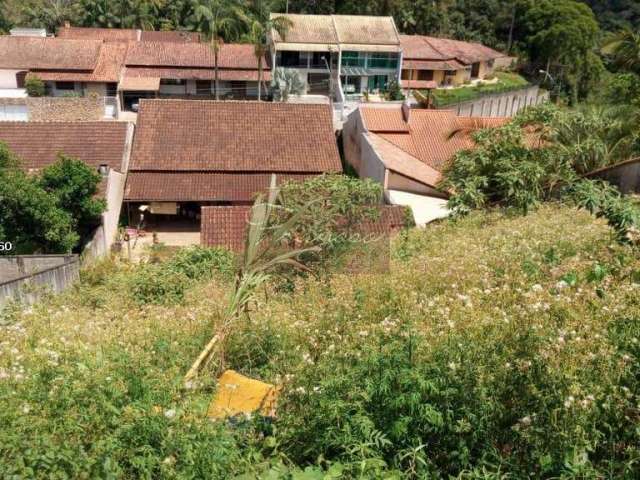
[0,96,103,121]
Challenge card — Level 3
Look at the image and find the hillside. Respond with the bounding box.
[1,205,640,478]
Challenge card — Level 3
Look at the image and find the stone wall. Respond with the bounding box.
[0,255,80,307]
[0,96,103,121]
[435,85,549,118]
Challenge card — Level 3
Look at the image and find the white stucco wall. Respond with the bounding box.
[0,69,22,89]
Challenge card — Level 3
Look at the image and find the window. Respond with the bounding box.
[401,69,411,80]
[445,70,457,77]
[341,51,365,68]
[367,75,389,91]
[106,82,118,97]
[366,53,399,70]
[277,51,301,67]
[196,80,211,95]
[312,52,330,69]
[487,59,495,69]
[55,81,75,90]
[417,70,434,81]
[160,79,185,85]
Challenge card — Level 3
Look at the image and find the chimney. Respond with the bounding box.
[401,99,411,123]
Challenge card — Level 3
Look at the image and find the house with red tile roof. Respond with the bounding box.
[0,27,262,115]
[124,100,342,229]
[119,42,271,111]
[343,103,508,225]
[0,121,135,255]
[399,35,509,90]
[200,204,407,252]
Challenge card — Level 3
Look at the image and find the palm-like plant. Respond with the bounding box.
[602,28,640,75]
[190,0,246,100]
[244,1,291,101]
[184,176,320,384]
[21,0,79,32]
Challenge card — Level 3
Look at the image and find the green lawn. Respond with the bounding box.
[430,72,530,107]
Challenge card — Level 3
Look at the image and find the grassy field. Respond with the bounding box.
[430,72,531,107]
[1,204,640,478]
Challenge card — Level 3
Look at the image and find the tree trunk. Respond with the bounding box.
[214,39,219,101]
[507,5,516,54]
[257,55,262,101]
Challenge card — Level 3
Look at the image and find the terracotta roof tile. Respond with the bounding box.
[200,205,406,252]
[201,206,251,251]
[332,15,399,45]
[129,100,342,172]
[271,14,338,44]
[361,105,508,172]
[400,79,438,90]
[0,36,101,70]
[271,14,400,46]
[124,172,314,201]
[57,26,138,41]
[140,30,201,43]
[124,42,267,69]
[0,121,129,172]
[402,59,464,71]
[123,66,270,82]
[31,41,129,82]
[400,34,505,65]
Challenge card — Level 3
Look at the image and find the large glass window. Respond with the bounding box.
[367,53,399,70]
[341,51,366,67]
[277,51,301,67]
[367,75,389,91]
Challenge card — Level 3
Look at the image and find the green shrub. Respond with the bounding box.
[24,75,45,97]
[128,247,234,305]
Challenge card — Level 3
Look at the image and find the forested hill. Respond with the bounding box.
[1,1,638,49]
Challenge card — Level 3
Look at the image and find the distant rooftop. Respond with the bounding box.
[270,13,401,50]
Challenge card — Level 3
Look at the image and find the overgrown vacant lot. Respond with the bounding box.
[2,205,640,478]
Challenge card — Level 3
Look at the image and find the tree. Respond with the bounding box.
[0,144,77,254]
[25,75,45,97]
[20,0,79,32]
[191,0,246,100]
[272,67,304,101]
[39,155,106,244]
[245,1,292,101]
[521,0,600,103]
[602,28,640,75]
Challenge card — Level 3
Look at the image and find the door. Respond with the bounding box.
[471,62,480,79]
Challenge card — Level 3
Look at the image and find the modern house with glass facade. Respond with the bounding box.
[270,14,402,99]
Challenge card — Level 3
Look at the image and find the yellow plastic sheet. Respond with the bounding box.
[207,370,279,420]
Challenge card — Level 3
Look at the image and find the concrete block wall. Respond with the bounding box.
[0,255,80,307]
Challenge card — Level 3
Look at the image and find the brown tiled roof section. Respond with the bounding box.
[353,205,407,236]
[403,59,464,71]
[361,106,410,133]
[0,36,101,70]
[201,206,251,251]
[125,42,267,69]
[201,204,405,252]
[399,34,445,59]
[123,66,270,82]
[0,122,128,172]
[140,30,201,43]
[124,172,313,201]
[400,34,504,65]
[361,105,508,172]
[126,41,212,67]
[129,100,342,172]
[31,42,128,82]
[400,79,438,90]
[57,26,138,41]
[332,15,399,45]
[271,14,338,44]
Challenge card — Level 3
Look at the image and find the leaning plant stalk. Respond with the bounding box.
[183,175,319,386]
